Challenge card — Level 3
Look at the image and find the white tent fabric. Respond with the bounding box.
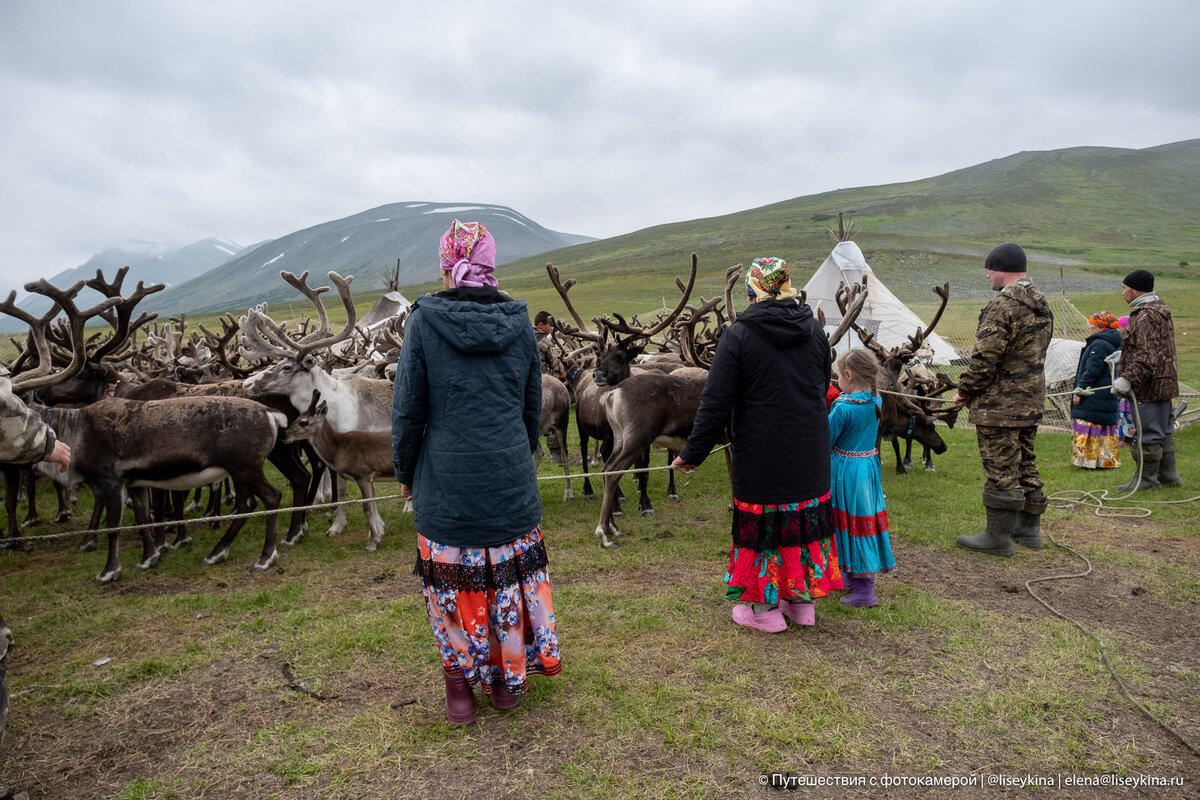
[801,241,958,365]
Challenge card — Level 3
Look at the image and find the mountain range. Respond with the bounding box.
[17,203,594,317]
[15,138,1200,320]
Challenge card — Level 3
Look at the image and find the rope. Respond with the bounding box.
[1027,531,1200,759]
[1,447,728,545]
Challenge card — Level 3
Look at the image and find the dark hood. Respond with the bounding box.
[1087,327,1122,348]
[735,298,816,349]
[413,287,530,355]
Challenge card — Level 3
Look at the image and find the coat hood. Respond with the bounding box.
[736,298,816,349]
[413,289,530,355]
[1087,327,1121,348]
[1000,277,1052,318]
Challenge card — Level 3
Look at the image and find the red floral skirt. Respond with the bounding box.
[725,494,841,604]
[415,527,561,697]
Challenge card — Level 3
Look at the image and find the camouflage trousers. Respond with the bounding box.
[976,425,1044,510]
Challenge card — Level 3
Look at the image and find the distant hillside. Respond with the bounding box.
[144,203,595,315]
[490,138,1200,313]
[17,237,245,316]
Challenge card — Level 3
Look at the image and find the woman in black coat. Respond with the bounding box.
[673,257,838,633]
[1071,311,1122,469]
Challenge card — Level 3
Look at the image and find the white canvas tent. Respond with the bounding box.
[802,241,958,365]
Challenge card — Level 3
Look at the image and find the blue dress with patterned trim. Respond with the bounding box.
[828,391,896,577]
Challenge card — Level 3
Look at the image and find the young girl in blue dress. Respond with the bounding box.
[829,349,895,607]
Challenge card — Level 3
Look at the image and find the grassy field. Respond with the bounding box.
[1,410,1198,798]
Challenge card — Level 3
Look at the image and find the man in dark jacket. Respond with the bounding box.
[953,243,1054,556]
[1112,269,1181,489]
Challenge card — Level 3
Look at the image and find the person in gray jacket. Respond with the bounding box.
[392,220,561,726]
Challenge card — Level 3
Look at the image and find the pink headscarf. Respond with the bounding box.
[439,220,497,288]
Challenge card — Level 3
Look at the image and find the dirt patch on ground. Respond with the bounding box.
[3,515,1199,799]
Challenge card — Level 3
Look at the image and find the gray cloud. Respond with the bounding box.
[2,0,1198,298]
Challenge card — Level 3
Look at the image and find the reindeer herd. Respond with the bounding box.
[0,254,962,581]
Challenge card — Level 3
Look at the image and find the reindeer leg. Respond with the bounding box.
[131,489,161,571]
[360,479,384,552]
[903,439,914,470]
[666,449,680,502]
[327,474,348,535]
[595,468,622,549]
[94,488,125,583]
[249,476,281,574]
[79,499,102,552]
[636,448,654,517]
[579,433,595,500]
[558,426,574,501]
[1,468,20,545]
[170,490,191,549]
[53,481,73,523]
[923,444,936,472]
[270,442,310,546]
[892,438,908,476]
[20,469,41,528]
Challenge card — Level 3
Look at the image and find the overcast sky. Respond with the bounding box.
[2,0,1198,298]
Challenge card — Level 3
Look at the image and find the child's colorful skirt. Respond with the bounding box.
[1072,419,1121,469]
[725,493,840,605]
[415,527,561,698]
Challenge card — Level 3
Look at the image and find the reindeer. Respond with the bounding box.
[43,395,287,582]
[546,255,700,518]
[838,282,959,475]
[536,374,574,500]
[282,391,395,551]
[1,277,124,546]
[240,271,401,534]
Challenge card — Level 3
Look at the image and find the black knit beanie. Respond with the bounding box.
[985,242,1026,273]
[1123,269,1154,293]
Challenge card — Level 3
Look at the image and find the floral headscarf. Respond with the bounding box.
[438,220,498,288]
[745,257,797,302]
[1088,311,1119,330]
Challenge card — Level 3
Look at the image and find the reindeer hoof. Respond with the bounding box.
[93,569,120,584]
[562,489,575,502]
[55,511,73,523]
[641,509,656,518]
[171,536,192,550]
[667,493,680,502]
[203,550,229,566]
[250,551,279,574]
[20,517,41,528]
[282,532,304,547]
[365,541,378,552]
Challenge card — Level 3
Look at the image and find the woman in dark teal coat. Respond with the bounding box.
[392,221,561,725]
[1071,311,1122,469]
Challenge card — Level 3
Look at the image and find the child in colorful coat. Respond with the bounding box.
[829,349,895,607]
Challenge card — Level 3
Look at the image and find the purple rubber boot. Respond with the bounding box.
[443,671,476,725]
[839,576,878,607]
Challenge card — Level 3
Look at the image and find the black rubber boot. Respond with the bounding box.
[1158,439,1182,488]
[1013,490,1047,549]
[1119,444,1162,491]
[956,507,1017,557]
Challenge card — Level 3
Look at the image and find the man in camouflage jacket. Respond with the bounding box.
[1,364,71,468]
[1112,269,1180,489]
[1,364,70,746]
[952,243,1054,556]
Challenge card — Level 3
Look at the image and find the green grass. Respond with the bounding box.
[2,417,1198,797]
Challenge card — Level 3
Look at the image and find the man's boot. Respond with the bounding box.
[956,507,1017,557]
[1158,438,1182,488]
[1013,490,1047,549]
[1118,443,1162,491]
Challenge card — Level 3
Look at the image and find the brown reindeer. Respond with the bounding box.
[838,282,959,475]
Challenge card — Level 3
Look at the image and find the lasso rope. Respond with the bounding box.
[1028,531,1200,759]
[0,449,725,545]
